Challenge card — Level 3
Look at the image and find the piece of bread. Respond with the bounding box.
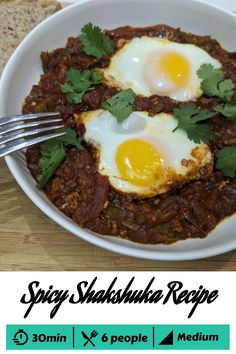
[0,0,62,74]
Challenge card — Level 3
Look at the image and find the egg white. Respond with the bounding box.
[79,110,213,197]
[102,36,221,102]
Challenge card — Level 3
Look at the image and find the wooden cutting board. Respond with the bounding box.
[1,1,236,270]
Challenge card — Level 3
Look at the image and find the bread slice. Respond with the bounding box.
[0,0,62,74]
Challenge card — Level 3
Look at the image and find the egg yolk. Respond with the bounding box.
[116,139,164,186]
[158,51,191,88]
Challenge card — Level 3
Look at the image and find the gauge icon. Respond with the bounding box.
[13,329,28,345]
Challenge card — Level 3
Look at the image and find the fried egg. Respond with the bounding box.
[79,110,213,197]
[102,36,221,102]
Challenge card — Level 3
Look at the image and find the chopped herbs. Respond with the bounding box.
[60,68,102,104]
[37,128,83,188]
[216,146,236,177]
[102,89,136,123]
[197,63,235,102]
[173,103,216,144]
[80,23,113,59]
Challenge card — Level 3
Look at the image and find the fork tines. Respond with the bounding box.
[0,112,65,157]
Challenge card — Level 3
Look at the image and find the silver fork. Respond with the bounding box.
[0,112,66,157]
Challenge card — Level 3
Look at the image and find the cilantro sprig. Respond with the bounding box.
[37,128,83,188]
[102,89,136,123]
[214,103,236,120]
[80,23,113,59]
[197,63,235,103]
[216,146,236,177]
[61,68,102,104]
[173,104,216,143]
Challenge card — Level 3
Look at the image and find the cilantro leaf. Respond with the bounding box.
[102,89,136,123]
[37,128,83,188]
[197,64,224,81]
[66,69,101,91]
[216,146,236,177]
[60,67,102,104]
[183,124,214,144]
[197,64,224,97]
[57,128,84,150]
[173,103,216,143]
[197,63,235,102]
[218,79,235,102]
[80,23,113,59]
[37,143,65,188]
[67,92,84,104]
[66,68,89,85]
[214,103,236,120]
[60,83,74,93]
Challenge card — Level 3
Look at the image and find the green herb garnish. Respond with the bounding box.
[80,23,113,59]
[214,103,236,120]
[216,146,236,177]
[37,128,83,188]
[173,103,216,143]
[197,63,235,102]
[102,89,136,123]
[56,128,84,149]
[60,67,102,104]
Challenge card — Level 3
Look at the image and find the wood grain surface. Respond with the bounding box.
[1,157,236,271]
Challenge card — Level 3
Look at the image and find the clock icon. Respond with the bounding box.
[13,329,28,345]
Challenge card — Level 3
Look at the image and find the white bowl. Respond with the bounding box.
[1,0,236,261]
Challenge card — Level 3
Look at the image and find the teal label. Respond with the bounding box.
[6,324,229,350]
[155,325,229,350]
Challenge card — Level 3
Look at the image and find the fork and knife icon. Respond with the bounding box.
[81,330,98,347]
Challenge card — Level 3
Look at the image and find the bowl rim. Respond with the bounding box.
[1,0,236,261]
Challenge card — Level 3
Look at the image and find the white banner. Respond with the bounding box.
[0,272,234,353]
